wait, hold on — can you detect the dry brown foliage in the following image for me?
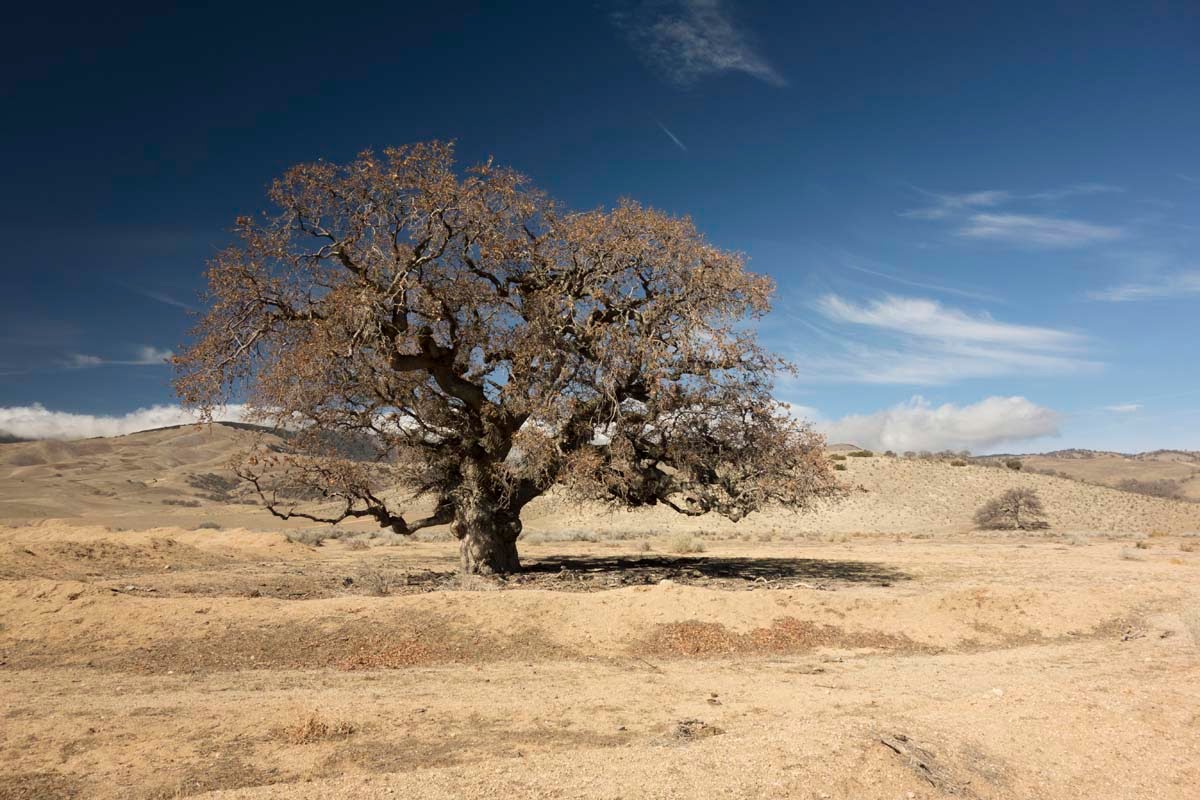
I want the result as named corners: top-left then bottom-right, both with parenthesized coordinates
top-left (175, 142), bottom-right (837, 573)
top-left (974, 487), bottom-right (1050, 530)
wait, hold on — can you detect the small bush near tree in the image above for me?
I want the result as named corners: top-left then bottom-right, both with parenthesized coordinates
top-left (1005, 459), bottom-right (1023, 471)
top-left (974, 488), bottom-right (1049, 530)
top-left (666, 533), bottom-right (706, 554)
top-left (950, 460), bottom-right (967, 467)
top-left (848, 450), bottom-right (874, 458)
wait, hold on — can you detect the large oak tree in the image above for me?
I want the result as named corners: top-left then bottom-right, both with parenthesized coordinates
top-left (175, 143), bottom-right (837, 574)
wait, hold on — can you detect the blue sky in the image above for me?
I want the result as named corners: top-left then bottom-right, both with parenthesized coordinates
top-left (1, 1), bottom-right (1197, 452)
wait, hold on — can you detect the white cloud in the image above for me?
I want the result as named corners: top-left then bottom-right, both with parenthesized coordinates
top-left (614, 0), bottom-right (785, 87)
top-left (66, 354), bottom-right (105, 368)
top-left (793, 294), bottom-right (1097, 385)
top-left (957, 213), bottom-right (1124, 247)
top-left (900, 190), bottom-right (1010, 220)
top-left (815, 396), bottom-right (1061, 453)
top-left (817, 295), bottom-right (1082, 349)
top-left (64, 346), bottom-right (174, 369)
top-left (0, 403), bottom-right (250, 440)
top-left (1104, 403), bottom-right (1142, 413)
top-left (899, 184), bottom-right (1121, 221)
top-left (1087, 271), bottom-right (1200, 302)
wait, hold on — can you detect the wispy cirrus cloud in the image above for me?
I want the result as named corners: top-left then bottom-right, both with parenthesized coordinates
top-left (900, 183), bottom-right (1121, 221)
top-left (958, 213), bottom-right (1124, 247)
top-left (796, 395), bottom-right (1062, 453)
top-left (817, 295), bottom-right (1081, 349)
top-left (1104, 403), bottom-right (1143, 413)
top-left (657, 121), bottom-right (688, 152)
top-left (0, 403), bottom-right (249, 440)
top-left (65, 346), bottom-right (174, 369)
top-left (1087, 270), bottom-right (1200, 302)
top-left (901, 184), bottom-right (1125, 248)
top-left (784, 294), bottom-right (1097, 385)
top-left (140, 289), bottom-right (197, 312)
top-left (899, 190), bottom-right (1011, 220)
top-left (613, 0), bottom-right (785, 87)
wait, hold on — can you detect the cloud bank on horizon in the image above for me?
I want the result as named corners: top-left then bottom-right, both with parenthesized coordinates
top-left (1, 397), bottom-right (1058, 456)
top-left (795, 396), bottom-right (1062, 454)
top-left (0, 404), bottom-right (251, 440)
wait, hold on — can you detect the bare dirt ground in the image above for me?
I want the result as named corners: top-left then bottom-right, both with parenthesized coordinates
top-left (2, 427), bottom-right (1199, 798)
top-left (2, 521), bottom-right (1199, 799)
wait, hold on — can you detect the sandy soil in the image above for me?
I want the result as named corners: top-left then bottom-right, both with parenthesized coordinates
top-left (2, 427), bottom-right (1199, 798)
top-left (2, 521), bottom-right (1198, 799)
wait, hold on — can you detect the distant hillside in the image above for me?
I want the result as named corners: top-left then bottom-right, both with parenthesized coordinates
top-left (4, 424), bottom-right (1199, 534)
top-left (976, 449), bottom-right (1200, 502)
top-left (0, 423), bottom-right (285, 524)
top-left (528, 453), bottom-right (1200, 535)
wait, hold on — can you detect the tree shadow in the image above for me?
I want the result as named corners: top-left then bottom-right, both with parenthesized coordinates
top-left (520, 554), bottom-right (908, 586)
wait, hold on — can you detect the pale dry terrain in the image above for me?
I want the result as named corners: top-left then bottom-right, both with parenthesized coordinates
top-left (1017, 450), bottom-right (1200, 502)
top-left (2, 426), bottom-right (1199, 799)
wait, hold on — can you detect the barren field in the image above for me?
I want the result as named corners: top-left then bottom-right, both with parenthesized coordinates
top-left (3, 427), bottom-right (1200, 798)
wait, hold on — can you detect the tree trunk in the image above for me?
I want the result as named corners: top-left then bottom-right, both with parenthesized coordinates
top-left (453, 463), bottom-right (523, 575)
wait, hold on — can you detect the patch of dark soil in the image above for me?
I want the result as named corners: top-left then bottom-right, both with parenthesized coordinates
top-left (0, 539), bottom-right (231, 581)
top-left (0, 772), bottom-right (84, 800)
top-left (639, 617), bottom-right (926, 658)
top-left (2, 614), bottom-right (570, 672)
top-left (672, 718), bottom-right (725, 741)
top-left (140, 755), bottom-right (283, 799)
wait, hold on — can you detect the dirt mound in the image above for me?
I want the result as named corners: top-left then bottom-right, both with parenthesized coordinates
top-left (0, 536), bottom-right (230, 580)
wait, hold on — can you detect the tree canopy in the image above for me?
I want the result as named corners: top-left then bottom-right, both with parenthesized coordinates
top-left (175, 142), bottom-right (837, 573)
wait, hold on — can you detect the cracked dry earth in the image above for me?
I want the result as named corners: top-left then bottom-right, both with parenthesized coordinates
top-left (2, 525), bottom-right (1199, 799)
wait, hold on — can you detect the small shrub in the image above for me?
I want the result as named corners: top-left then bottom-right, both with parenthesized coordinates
top-left (833, 463), bottom-right (847, 471)
top-left (1134, 539), bottom-right (1150, 550)
top-left (186, 472), bottom-right (241, 502)
top-left (1005, 459), bottom-right (1023, 471)
top-left (162, 498), bottom-right (202, 507)
top-left (1119, 548), bottom-right (1146, 561)
top-left (359, 568), bottom-right (398, 596)
top-left (950, 459), bottom-right (967, 467)
top-left (666, 533), bottom-right (705, 554)
top-left (883, 450), bottom-right (897, 457)
top-left (285, 527), bottom-right (350, 546)
top-left (344, 539), bottom-right (370, 551)
top-left (848, 450), bottom-right (874, 458)
top-left (635, 540), bottom-right (651, 553)
top-left (194, 521), bottom-right (222, 530)
top-left (829, 453), bottom-right (847, 461)
top-left (284, 712), bottom-right (356, 744)
top-left (1181, 542), bottom-right (1196, 553)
